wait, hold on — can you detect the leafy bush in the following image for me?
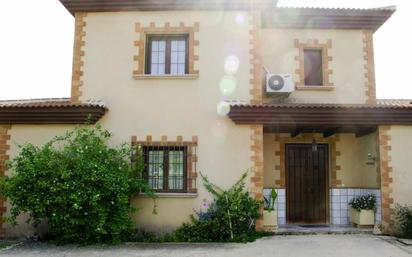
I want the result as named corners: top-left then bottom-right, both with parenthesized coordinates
top-left (349, 194), bottom-right (376, 211)
top-left (172, 172), bottom-right (262, 242)
top-left (0, 125), bottom-right (154, 244)
top-left (394, 204), bottom-right (412, 239)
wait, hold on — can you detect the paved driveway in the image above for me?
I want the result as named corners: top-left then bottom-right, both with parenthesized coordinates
top-left (1, 234), bottom-right (411, 257)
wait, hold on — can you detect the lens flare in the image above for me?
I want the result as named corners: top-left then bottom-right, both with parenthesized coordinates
top-left (216, 101), bottom-right (231, 116)
top-left (235, 13), bottom-right (246, 25)
top-left (224, 55), bottom-right (240, 75)
top-left (220, 75), bottom-right (237, 96)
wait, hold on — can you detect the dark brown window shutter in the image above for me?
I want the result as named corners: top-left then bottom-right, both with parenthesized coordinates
top-left (304, 49), bottom-right (323, 86)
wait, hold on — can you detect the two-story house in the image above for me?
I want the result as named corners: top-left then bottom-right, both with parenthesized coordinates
top-left (0, 0), bottom-right (411, 236)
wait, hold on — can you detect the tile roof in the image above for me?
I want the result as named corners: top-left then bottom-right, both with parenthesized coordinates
top-left (0, 98), bottom-right (107, 124)
top-left (263, 5), bottom-right (395, 31)
top-left (376, 99), bottom-right (412, 107)
top-left (276, 5), bottom-right (396, 12)
top-left (228, 99), bottom-right (412, 126)
top-left (59, 0), bottom-right (274, 14)
top-left (229, 99), bottom-right (412, 109)
top-left (0, 98), bottom-right (107, 109)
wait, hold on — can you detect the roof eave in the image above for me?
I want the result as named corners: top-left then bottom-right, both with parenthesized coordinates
top-left (0, 106), bottom-right (107, 125)
top-left (262, 7), bottom-right (396, 32)
top-left (59, 0), bottom-right (275, 16)
top-left (228, 104), bottom-right (412, 126)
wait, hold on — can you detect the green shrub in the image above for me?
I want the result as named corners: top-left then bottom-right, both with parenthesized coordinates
top-left (0, 125), bottom-right (154, 245)
top-left (349, 194), bottom-right (376, 211)
top-left (394, 204), bottom-right (412, 239)
top-left (172, 172), bottom-right (262, 242)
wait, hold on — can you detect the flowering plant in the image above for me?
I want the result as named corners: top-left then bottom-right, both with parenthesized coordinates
top-left (349, 194), bottom-right (376, 211)
top-left (194, 200), bottom-right (218, 221)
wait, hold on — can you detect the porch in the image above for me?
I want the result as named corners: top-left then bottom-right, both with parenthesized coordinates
top-left (262, 132), bottom-right (381, 226)
top-left (227, 100), bottom-right (412, 228)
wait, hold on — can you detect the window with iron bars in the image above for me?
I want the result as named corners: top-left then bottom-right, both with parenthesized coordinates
top-left (134, 144), bottom-right (197, 193)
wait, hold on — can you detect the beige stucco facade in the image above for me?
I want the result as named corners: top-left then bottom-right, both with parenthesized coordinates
top-left (79, 11), bottom-right (254, 231)
top-left (1, 7), bottom-right (410, 236)
top-left (3, 11), bottom-right (257, 236)
top-left (261, 28), bottom-right (367, 104)
top-left (388, 126), bottom-right (412, 206)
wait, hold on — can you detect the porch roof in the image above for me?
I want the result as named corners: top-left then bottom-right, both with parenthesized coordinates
top-left (227, 100), bottom-right (412, 136)
top-left (0, 98), bottom-right (107, 125)
top-left (262, 6), bottom-right (395, 32)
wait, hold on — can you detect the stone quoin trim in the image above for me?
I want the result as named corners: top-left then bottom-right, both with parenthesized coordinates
top-left (273, 134), bottom-right (282, 187)
top-left (133, 22), bottom-right (200, 77)
top-left (249, 12), bottom-right (263, 105)
top-left (0, 125), bottom-right (11, 234)
top-left (363, 30), bottom-right (377, 104)
top-left (250, 125), bottom-right (264, 230)
top-left (331, 135), bottom-right (342, 187)
top-left (71, 13), bottom-right (87, 103)
top-left (131, 135), bottom-right (198, 193)
top-left (294, 39), bottom-right (334, 89)
top-left (378, 126), bottom-right (394, 229)
top-left (249, 11), bottom-right (265, 230)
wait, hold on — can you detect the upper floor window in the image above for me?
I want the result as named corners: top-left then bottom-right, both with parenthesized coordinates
top-left (294, 39), bottom-right (333, 90)
top-left (304, 49), bottom-right (323, 86)
top-left (145, 35), bottom-right (188, 75)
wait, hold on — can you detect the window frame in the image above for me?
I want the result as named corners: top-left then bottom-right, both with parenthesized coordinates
top-left (145, 34), bottom-right (189, 76)
top-left (143, 145), bottom-right (188, 193)
top-left (303, 48), bottom-right (324, 86)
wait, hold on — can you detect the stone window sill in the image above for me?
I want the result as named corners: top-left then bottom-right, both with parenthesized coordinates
top-left (133, 74), bottom-right (199, 80)
top-left (138, 192), bottom-right (198, 198)
top-left (296, 85), bottom-right (335, 91)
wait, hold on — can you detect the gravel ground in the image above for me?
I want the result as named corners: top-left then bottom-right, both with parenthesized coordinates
top-left (1, 234), bottom-right (411, 257)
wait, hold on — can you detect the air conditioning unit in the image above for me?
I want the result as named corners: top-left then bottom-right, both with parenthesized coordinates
top-left (266, 74), bottom-right (294, 94)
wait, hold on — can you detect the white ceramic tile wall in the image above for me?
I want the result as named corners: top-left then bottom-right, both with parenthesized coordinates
top-left (263, 188), bottom-right (286, 225)
top-left (264, 188), bottom-right (381, 226)
top-left (330, 188), bottom-right (381, 225)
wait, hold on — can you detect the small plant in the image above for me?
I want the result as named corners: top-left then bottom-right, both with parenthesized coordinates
top-left (171, 172), bottom-right (262, 242)
top-left (264, 188), bottom-right (277, 212)
top-left (394, 204), bottom-right (412, 239)
top-left (193, 200), bottom-right (217, 221)
top-left (349, 194), bottom-right (376, 211)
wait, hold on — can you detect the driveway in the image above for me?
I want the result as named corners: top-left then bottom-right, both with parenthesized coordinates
top-left (1, 234), bottom-right (411, 257)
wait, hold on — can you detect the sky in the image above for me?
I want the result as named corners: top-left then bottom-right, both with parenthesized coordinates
top-left (0, 0), bottom-right (410, 100)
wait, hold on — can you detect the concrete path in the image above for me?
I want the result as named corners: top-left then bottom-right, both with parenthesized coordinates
top-left (1, 234), bottom-right (411, 257)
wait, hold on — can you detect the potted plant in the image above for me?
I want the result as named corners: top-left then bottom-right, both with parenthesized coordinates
top-left (263, 188), bottom-right (278, 231)
top-left (349, 194), bottom-right (376, 227)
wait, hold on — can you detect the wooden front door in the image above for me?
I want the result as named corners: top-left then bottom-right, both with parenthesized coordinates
top-left (285, 144), bottom-right (329, 224)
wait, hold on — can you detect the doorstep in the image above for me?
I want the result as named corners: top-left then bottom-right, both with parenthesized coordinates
top-left (397, 238), bottom-right (412, 246)
top-left (274, 224), bottom-right (373, 235)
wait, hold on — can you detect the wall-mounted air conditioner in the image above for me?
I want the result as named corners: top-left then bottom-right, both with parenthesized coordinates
top-left (266, 74), bottom-right (294, 94)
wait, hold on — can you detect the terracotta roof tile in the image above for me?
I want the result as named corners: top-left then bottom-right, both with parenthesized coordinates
top-left (229, 99), bottom-right (412, 109)
top-left (0, 98), bottom-right (107, 109)
top-left (276, 5), bottom-right (396, 12)
top-left (376, 99), bottom-right (412, 107)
